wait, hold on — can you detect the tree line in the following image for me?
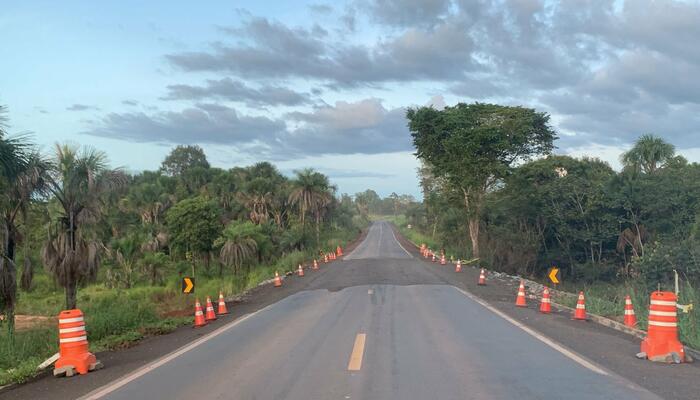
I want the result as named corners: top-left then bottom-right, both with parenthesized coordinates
top-left (407, 103), bottom-right (700, 289)
top-left (0, 106), bottom-right (367, 335)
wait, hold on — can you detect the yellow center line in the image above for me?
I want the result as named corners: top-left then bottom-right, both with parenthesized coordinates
top-left (347, 333), bottom-right (366, 371)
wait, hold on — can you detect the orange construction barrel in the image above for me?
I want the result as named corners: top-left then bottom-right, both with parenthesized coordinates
top-left (639, 291), bottom-right (685, 363)
top-left (54, 309), bottom-right (102, 376)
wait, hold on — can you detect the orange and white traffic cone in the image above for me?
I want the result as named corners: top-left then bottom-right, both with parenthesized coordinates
top-left (324, 254), bottom-right (329, 263)
top-left (297, 264), bottom-right (304, 277)
top-left (205, 296), bottom-right (217, 321)
top-left (455, 260), bottom-right (462, 272)
top-left (539, 287), bottom-right (552, 314)
top-left (217, 291), bottom-right (228, 315)
top-left (573, 292), bottom-right (587, 320)
top-left (336, 245), bottom-right (343, 257)
top-left (193, 299), bottom-right (207, 328)
top-left (440, 255), bottom-right (446, 265)
top-left (623, 295), bottom-right (636, 327)
top-left (312, 259), bottom-right (319, 270)
top-left (274, 271), bottom-right (282, 287)
top-left (639, 291), bottom-right (686, 363)
top-left (515, 281), bottom-right (527, 307)
top-left (54, 309), bottom-right (101, 377)
top-left (432, 253), bottom-right (437, 262)
top-left (478, 269), bottom-right (486, 286)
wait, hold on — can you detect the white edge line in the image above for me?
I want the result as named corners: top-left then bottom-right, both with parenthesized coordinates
top-left (389, 225), bottom-right (413, 258)
top-left (454, 287), bottom-right (609, 376)
top-left (79, 306), bottom-right (270, 400)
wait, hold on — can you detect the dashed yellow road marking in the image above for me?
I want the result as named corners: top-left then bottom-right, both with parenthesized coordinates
top-left (347, 333), bottom-right (366, 371)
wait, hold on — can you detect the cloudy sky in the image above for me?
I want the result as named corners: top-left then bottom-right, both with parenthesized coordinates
top-left (3, 0), bottom-right (700, 197)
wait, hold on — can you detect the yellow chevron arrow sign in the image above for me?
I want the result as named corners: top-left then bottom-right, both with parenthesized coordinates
top-left (548, 267), bottom-right (560, 284)
top-left (182, 277), bottom-right (195, 294)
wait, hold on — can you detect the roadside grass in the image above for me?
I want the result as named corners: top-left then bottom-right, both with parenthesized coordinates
top-left (536, 278), bottom-right (700, 351)
top-left (1, 228), bottom-right (364, 387)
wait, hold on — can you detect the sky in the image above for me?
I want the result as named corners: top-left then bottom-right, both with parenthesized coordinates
top-left (3, 0), bottom-right (700, 198)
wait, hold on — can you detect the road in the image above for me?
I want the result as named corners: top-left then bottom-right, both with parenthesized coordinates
top-left (75, 221), bottom-right (659, 400)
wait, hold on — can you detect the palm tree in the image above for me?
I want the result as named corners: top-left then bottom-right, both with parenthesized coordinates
top-left (42, 144), bottom-right (126, 309)
top-left (0, 106), bottom-right (43, 335)
top-left (216, 221), bottom-right (259, 276)
top-left (621, 134), bottom-right (675, 174)
top-left (288, 169), bottom-right (333, 247)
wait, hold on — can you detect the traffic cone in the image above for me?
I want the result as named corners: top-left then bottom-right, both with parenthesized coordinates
top-left (478, 269), bottom-right (486, 286)
top-left (312, 259), bottom-right (319, 270)
top-left (573, 292), bottom-right (587, 320)
top-left (455, 260), bottom-right (462, 272)
top-left (54, 309), bottom-right (101, 377)
top-left (623, 295), bottom-right (636, 327)
top-left (515, 281), bottom-right (527, 307)
top-left (205, 296), bottom-right (217, 321)
top-left (440, 255), bottom-right (446, 265)
top-left (432, 253), bottom-right (437, 262)
top-left (336, 245), bottom-right (343, 256)
top-left (217, 291), bottom-right (228, 315)
top-left (194, 299), bottom-right (207, 327)
top-left (297, 264), bottom-right (304, 277)
top-left (324, 254), bottom-right (329, 263)
top-left (539, 287), bottom-right (551, 314)
top-left (639, 291), bottom-right (686, 363)
top-left (331, 252), bottom-right (336, 260)
top-left (274, 271), bottom-right (282, 287)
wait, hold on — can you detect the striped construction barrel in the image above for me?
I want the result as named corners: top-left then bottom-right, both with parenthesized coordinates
top-left (640, 291), bottom-right (685, 363)
top-left (54, 309), bottom-right (99, 376)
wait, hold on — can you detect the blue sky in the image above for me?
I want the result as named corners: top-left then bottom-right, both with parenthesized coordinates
top-left (3, 0), bottom-right (700, 198)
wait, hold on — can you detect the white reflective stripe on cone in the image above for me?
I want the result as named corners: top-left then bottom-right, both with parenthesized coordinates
top-left (541, 299), bottom-right (551, 303)
top-left (195, 311), bottom-right (204, 316)
top-left (59, 335), bottom-right (88, 343)
top-left (576, 304), bottom-right (585, 309)
top-left (648, 320), bottom-right (677, 327)
top-left (649, 310), bottom-right (677, 317)
top-left (650, 300), bottom-right (676, 306)
top-left (59, 316), bottom-right (84, 324)
top-left (59, 326), bottom-right (86, 334)
top-left (624, 310), bottom-right (635, 315)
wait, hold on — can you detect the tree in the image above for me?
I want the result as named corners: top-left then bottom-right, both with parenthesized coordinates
top-left (407, 103), bottom-right (556, 259)
top-left (215, 221), bottom-right (264, 275)
top-left (0, 106), bottom-right (38, 335)
top-left (138, 251), bottom-right (169, 286)
top-left (165, 196), bottom-right (221, 271)
top-left (621, 134), bottom-right (675, 174)
top-left (160, 145), bottom-right (210, 177)
top-left (42, 144), bottom-right (126, 309)
top-left (289, 169), bottom-right (333, 247)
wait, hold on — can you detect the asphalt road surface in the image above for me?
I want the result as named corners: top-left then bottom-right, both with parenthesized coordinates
top-left (76, 221), bottom-right (661, 400)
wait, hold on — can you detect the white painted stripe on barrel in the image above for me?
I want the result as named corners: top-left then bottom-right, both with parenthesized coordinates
top-left (59, 316), bottom-right (84, 324)
top-left (648, 320), bottom-right (677, 327)
top-left (650, 300), bottom-right (676, 306)
top-left (60, 335), bottom-right (87, 343)
top-left (59, 326), bottom-right (85, 334)
top-left (649, 310), bottom-right (677, 317)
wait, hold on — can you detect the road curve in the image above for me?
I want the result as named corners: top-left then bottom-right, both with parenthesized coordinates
top-left (79, 221), bottom-right (659, 400)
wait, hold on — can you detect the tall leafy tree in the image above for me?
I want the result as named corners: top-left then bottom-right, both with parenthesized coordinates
top-left (408, 103), bottom-right (556, 259)
top-left (165, 196), bottom-right (222, 271)
top-left (160, 145), bottom-right (210, 176)
top-left (215, 221), bottom-right (265, 276)
top-left (42, 144), bottom-right (126, 309)
top-left (621, 134), bottom-right (675, 174)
